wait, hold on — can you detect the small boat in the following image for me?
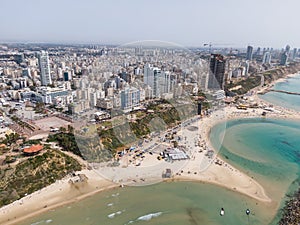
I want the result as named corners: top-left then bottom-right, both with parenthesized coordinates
top-left (220, 208), bottom-right (225, 216)
top-left (246, 209), bottom-right (250, 215)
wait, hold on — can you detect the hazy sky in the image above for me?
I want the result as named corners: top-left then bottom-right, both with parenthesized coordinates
top-left (1, 0), bottom-right (299, 48)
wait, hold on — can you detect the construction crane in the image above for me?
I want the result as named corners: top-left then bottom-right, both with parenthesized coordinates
top-left (204, 42), bottom-right (235, 54)
top-left (203, 42), bottom-right (212, 53)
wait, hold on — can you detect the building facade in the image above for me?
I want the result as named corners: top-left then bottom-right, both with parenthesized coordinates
top-left (207, 54), bottom-right (226, 90)
top-left (38, 51), bottom-right (52, 86)
top-left (120, 87), bottom-right (140, 111)
top-left (246, 46), bottom-right (253, 60)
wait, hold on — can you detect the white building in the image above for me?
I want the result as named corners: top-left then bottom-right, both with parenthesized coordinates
top-left (262, 52), bottom-right (272, 64)
top-left (120, 87), bottom-right (140, 111)
top-left (158, 71), bottom-right (172, 95)
top-left (143, 63), bottom-right (161, 98)
top-left (38, 51), bottom-right (52, 86)
top-left (143, 64), bottom-right (173, 98)
top-left (36, 87), bottom-right (72, 105)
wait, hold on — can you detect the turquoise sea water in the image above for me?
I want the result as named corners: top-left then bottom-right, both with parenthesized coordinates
top-left (260, 73), bottom-right (300, 111)
top-left (210, 118), bottom-right (300, 224)
top-left (18, 181), bottom-right (272, 225)
top-left (18, 118), bottom-right (300, 225)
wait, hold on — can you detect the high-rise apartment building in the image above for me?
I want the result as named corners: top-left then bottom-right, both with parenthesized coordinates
top-left (207, 54), bottom-right (226, 90)
top-left (292, 48), bottom-right (297, 60)
top-left (262, 52), bottom-right (272, 64)
top-left (38, 51), bottom-right (52, 86)
top-left (285, 45), bottom-right (291, 54)
top-left (255, 47), bottom-right (261, 56)
top-left (143, 64), bottom-right (174, 98)
top-left (280, 52), bottom-right (288, 66)
top-left (246, 46), bottom-right (253, 60)
top-left (120, 87), bottom-right (140, 111)
top-left (144, 63), bottom-right (160, 97)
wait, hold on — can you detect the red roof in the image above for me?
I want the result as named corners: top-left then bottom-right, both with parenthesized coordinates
top-left (23, 144), bottom-right (43, 154)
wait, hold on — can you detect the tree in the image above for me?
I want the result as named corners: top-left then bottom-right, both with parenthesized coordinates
top-left (59, 127), bottom-right (67, 133)
top-left (173, 140), bottom-right (178, 148)
top-left (2, 133), bottom-right (20, 145)
top-left (67, 125), bottom-right (74, 134)
top-left (34, 102), bottom-right (45, 113)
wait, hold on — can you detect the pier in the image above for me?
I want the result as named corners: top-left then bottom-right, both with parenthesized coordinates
top-left (269, 89), bottom-right (300, 96)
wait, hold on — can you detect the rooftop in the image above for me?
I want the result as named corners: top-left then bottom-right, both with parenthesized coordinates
top-left (23, 144), bottom-right (43, 154)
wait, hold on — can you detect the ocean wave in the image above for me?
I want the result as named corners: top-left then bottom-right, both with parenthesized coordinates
top-left (108, 209), bottom-right (125, 219)
top-left (124, 212), bottom-right (163, 224)
top-left (31, 221), bottom-right (44, 225)
top-left (137, 212), bottom-right (163, 221)
top-left (31, 219), bottom-right (52, 225)
top-left (108, 213), bottom-right (116, 219)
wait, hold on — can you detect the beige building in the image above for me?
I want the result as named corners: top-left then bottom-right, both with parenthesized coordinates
top-left (96, 98), bottom-right (113, 110)
top-left (68, 100), bottom-right (90, 114)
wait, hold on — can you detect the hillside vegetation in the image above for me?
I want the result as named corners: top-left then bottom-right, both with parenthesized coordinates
top-left (0, 150), bottom-right (81, 207)
top-left (98, 101), bottom-right (196, 152)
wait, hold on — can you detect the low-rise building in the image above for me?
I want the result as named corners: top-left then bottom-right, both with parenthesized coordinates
top-left (96, 98), bottom-right (113, 110)
top-left (68, 100), bottom-right (90, 114)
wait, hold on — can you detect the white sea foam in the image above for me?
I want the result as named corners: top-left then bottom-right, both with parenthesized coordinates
top-left (31, 220), bottom-right (45, 225)
top-left (31, 222), bottom-right (41, 225)
top-left (31, 219), bottom-right (53, 225)
top-left (108, 213), bottom-right (116, 218)
top-left (111, 193), bottom-right (120, 197)
top-left (137, 212), bottom-right (162, 221)
top-left (108, 209), bottom-right (125, 219)
top-left (124, 212), bottom-right (163, 224)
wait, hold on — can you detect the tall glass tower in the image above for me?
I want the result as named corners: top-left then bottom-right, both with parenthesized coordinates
top-left (207, 54), bottom-right (226, 90)
top-left (246, 45), bottom-right (253, 60)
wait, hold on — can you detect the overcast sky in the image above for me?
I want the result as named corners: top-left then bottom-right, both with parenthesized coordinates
top-left (0, 0), bottom-right (299, 48)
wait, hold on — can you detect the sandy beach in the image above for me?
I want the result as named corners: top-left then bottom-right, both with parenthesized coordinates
top-left (1, 72), bottom-right (300, 225)
top-left (0, 170), bottom-right (118, 225)
top-left (0, 107), bottom-right (276, 225)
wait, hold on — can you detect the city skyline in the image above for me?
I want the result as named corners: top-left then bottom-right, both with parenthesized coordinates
top-left (0, 2), bottom-right (300, 222)
top-left (1, 0), bottom-right (300, 48)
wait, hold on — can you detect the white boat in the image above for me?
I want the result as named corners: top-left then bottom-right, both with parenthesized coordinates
top-left (220, 208), bottom-right (225, 216)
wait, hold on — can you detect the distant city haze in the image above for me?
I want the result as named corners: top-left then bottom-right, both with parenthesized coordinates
top-left (1, 0), bottom-right (299, 48)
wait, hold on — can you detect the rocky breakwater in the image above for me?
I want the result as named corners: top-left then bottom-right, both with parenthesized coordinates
top-left (279, 188), bottom-right (300, 225)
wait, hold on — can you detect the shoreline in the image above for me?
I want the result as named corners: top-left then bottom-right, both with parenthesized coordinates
top-left (0, 170), bottom-right (119, 225)
top-left (1, 72), bottom-right (299, 225)
top-left (258, 71), bottom-right (299, 94)
top-left (0, 109), bottom-right (273, 225)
